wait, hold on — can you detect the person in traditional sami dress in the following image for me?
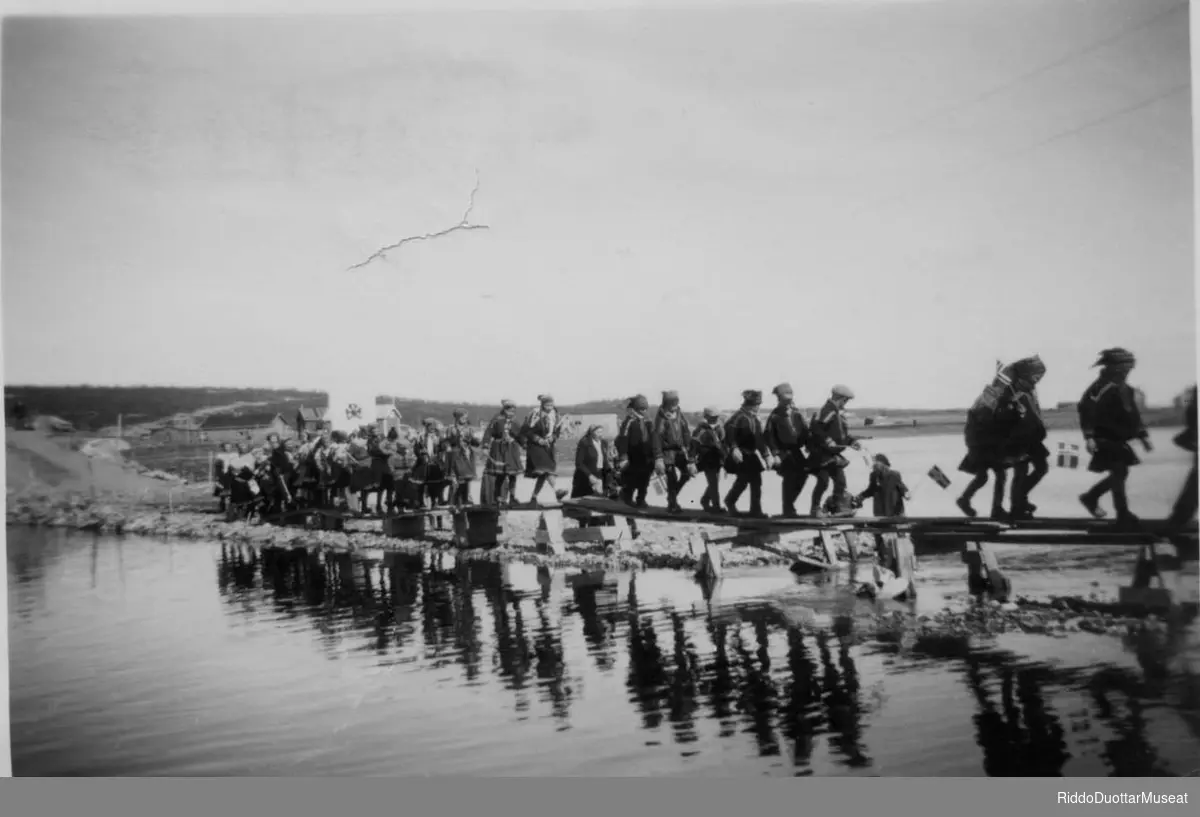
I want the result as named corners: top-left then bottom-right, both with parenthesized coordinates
top-left (652, 390), bottom-right (698, 514)
top-left (691, 407), bottom-right (726, 514)
top-left (386, 425), bottom-right (419, 511)
top-left (1078, 347), bottom-right (1151, 528)
top-left (482, 399), bottom-right (525, 507)
top-left (443, 408), bottom-right (483, 507)
top-left (724, 389), bottom-right (775, 518)
top-left (521, 394), bottom-right (565, 505)
top-left (763, 382), bottom-right (810, 518)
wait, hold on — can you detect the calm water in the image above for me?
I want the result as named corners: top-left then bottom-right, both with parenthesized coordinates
top-left (8, 528), bottom-right (1200, 777)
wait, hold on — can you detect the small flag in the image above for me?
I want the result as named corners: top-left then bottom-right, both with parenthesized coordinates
top-left (1056, 442), bottom-right (1080, 469)
top-left (927, 465), bottom-right (951, 489)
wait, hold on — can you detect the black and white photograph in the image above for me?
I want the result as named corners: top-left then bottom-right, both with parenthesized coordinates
top-left (2, 0), bottom-right (1198, 778)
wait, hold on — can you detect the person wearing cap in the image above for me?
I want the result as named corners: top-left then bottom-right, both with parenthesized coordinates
top-left (764, 382), bottom-right (811, 518)
top-left (412, 418), bottom-right (447, 509)
top-left (723, 389), bottom-right (775, 518)
top-left (1006, 356), bottom-right (1050, 519)
top-left (572, 424), bottom-right (610, 498)
top-left (692, 407), bottom-right (726, 513)
top-left (443, 408), bottom-right (483, 508)
top-left (807, 384), bottom-right (862, 518)
top-left (482, 399), bottom-right (525, 507)
top-left (1168, 385), bottom-right (1197, 531)
top-left (652, 390), bottom-right (698, 513)
top-left (856, 453), bottom-right (910, 518)
top-left (1078, 348), bottom-right (1151, 526)
top-left (616, 395), bottom-right (655, 507)
top-left (520, 394), bottom-right (566, 505)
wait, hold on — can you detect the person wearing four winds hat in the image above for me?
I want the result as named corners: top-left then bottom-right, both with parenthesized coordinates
top-left (1077, 347), bottom-right (1151, 529)
top-left (807, 384), bottom-right (862, 518)
top-left (764, 382), bottom-right (811, 518)
top-left (652, 390), bottom-right (698, 514)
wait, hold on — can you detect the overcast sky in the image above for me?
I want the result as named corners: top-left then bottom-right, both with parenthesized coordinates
top-left (1, 0), bottom-right (1194, 410)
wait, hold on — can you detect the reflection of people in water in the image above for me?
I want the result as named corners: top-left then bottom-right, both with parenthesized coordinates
top-left (625, 574), bottom-right (670, 731)
top-left (534, 600), bottom-right (572, 724)
top-left (731, 619), bottom-right (782, 757)
top-left (667, 611), bottom-right (702, 744)
top-left (814, 631), bottom-right (870, 768)
top-left (1089, 669), bottom-right (1172, 776)
top-left (485, 579), bottom-right (534, 713)
top-left (572, 583), bottom-right (618, 672)
top-left (452, 569), bottom-right (484, 684)
top-left (388, 554), bottom-right (422, 651)
top-left (963, 658), bottom-right (1070, 776)
top-left (780, 629), bottom-right (822, 772)
top-left (704, 618), bottom-right (739, 739)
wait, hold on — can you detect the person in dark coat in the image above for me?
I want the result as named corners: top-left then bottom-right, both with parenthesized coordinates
top-left (1006, 356), bottom-right (1049, 519)
top-left (602, 439), bottom-right (623, 500)
top-left (724, 390), bottom-right (775, 518)
top-left (1168, 385), bottom-right (1197, 530)
top-left (856, 454), bottom-right (910, 518)
top-left (616, 394), bottom-right (655, 508)
top-left (692, 407), bottom-right (726, 513)
top-left (807, 384), bottom-right (862, 518)
top-left (443, 409), bottom-right (482, 508)
top-left (521, 394), bottom-right (566, 505)
top-left (956, 363), bottom-right (1022, 520)
top-left (653, 390), bottom-right (698, 513)
top-left (764, 382), bottom-right (810, 518)
top-left (213, 442), bottom-right (234, 511)
top-left (572, 424), bottom-right (609, 498)
top-left (1078, 348), bottom-right (1152, 526)
top-left (481, 399), bottom-right (524, 507)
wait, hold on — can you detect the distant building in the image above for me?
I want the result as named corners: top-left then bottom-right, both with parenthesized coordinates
top-left (375, 402), bottom-right (403, 436)
top-left (295, 406), bottom-right (328, 435)
top-left (204, 412), bottom-right (293, 444)
top-left (1056, 401), bottom-right (1078, 411)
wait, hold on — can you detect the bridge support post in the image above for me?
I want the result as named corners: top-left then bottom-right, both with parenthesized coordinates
top-left (962, 541), bottom-right (1011, 602)
top-left (697, 533), bottom-right (724, 582)
top-left (875, 532), bottom-right (917, 599)
top-left (1117, 540), bottom-right (1183, 612)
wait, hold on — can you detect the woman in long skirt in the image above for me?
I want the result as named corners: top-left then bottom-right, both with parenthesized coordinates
top-left (443, 408), bottom-right (482, 507)
top-left (571, 424), bottom-right (608, 498)
top-left (480, 400), bottom-right (524, 506)
top-left (386, 426), bottom-right (419, 511)
top-left (521, 394), bottom-right (565, 505)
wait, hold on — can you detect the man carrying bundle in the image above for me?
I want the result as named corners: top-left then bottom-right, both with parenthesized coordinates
top-left (616, 394), bottom-right (655, 508)
top-left (724, 389), bottom-right (775, 518)
top-left (692, 407), bottom-right (726, 513)
top-left (1078, 347), bottom-right (1152, 528)
top-left (807, 385), bottom-right (862, 518)
top-left (653, 390), bottom-right (698, 514)
top-left (764, 382), bottom-right (810, 518)
top-left (1006, 356), bottom-right (1050, 519)
top-left (956, 364), bottom-right (1021, 520)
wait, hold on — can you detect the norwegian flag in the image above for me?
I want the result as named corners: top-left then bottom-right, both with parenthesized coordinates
top-left (927, 465), bottom-right (952, 489)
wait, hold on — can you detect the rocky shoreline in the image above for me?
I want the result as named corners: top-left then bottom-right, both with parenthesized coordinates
top-left (8, 490), bottom-right (1193, 651)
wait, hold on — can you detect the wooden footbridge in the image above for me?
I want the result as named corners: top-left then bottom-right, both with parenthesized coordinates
top-left (257, 495), bottom-right (1199, 617)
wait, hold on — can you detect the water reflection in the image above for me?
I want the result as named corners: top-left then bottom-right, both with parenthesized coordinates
top-left (204, 544), bottom-right (1200, 775)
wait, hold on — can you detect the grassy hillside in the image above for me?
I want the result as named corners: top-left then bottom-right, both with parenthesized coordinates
top-left (3, 385), bottom-right (1185, 437)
